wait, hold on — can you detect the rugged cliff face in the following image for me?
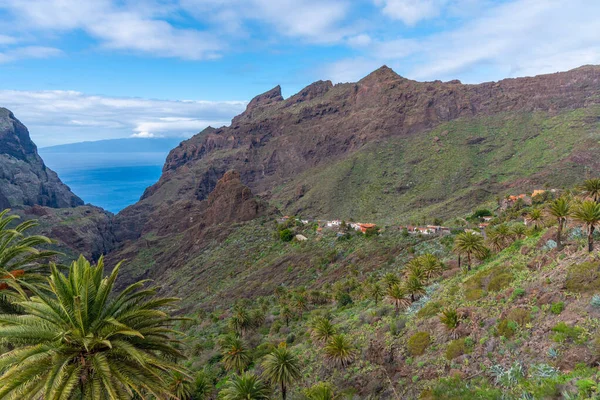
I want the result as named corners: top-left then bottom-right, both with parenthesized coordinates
top-left (0, 108), bottom-right (83, 209)
top-left (114, 65), bottom-right (600, 241)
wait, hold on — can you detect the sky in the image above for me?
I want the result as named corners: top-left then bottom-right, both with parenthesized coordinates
top-left (1, 0), bottom-right (599, 146)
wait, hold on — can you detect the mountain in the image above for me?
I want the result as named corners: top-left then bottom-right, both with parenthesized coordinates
top-left (39, 137), bottom-right (184, 154)
top-left (113, 65), bottom-right (600, 243)
top-left (0, 108), bottom-right (84, 209)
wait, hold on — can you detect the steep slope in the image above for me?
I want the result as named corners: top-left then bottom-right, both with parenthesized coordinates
top-left (0, 108), bottom-right (84, 208)
top-left (114, 65), bottom-right (600, 241)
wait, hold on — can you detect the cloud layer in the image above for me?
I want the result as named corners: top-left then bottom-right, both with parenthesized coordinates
top-left (0, 90), bottom-right (246, 146)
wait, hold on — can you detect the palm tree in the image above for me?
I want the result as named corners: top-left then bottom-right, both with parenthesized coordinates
top-left (383, 272), bottom-right (400, 289)
top-left (0, 255), bottom-right (187, 399)
top-left (572, 200), bottom-right (600, 252)
top-left (169, 371), bottom-right (193, 400)
top-left (526, 208), bottom-right (544, 231)
top-left (368, 282), bottom-right (384, 305)
top-left (418, 254), bottom-right (443, 279)
top-left (405, 275), bottom-right (426, 302)
top-left (304, 382), bottom-right (336, 400)
top-left (580, 178), bottom-right (600, 203)
top-left (440, 308), bottom-right (461, 339)
top-left (547, 197), bottom-right (571, 250)
top-left (310, 317), bottom-right (337, 343)
top-left (221, 372), bottom-right (270, 400)
top-left (261, 346), bottom-right (301, 400)
top-left (510, 223), bottom-right (527, 240)
top-left (291, 294), bottom-right (308, 319)
top-left (486, 224), bottom-right (513, 252)
top-left (0, 210), bottom-right (58, 311)
top-left (453, 231), bottom-right (487, 271)
top-left (220, 335), bottom-right (251, 374)
top-left (229, 306), bottom-right (252, 337)
top-left (280, 305), bottom-right (293, 327)
top-left (386, 284), bottom-right (410, 314)
top-left (404, 259), bottom-right (426, 281)
top-left (323, 334), bottom-right (356, 368)
top-left (192, 371), bottom-right (214, 400)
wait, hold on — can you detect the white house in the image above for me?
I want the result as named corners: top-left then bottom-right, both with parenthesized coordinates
top-left (326, 220), bottom-right (342, 228)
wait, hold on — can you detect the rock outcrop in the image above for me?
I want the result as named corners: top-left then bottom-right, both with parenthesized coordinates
top-left (0, 108), bottom-right (83, 208)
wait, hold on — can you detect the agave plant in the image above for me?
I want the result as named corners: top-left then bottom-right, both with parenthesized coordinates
top-left (0, 255), bottom-right (187, 399)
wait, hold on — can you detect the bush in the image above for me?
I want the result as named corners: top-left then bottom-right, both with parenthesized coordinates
top-left (590, 295), bottom-right (600, 308)
top-left (496, 319), bottom-right (517, 338)
top-left (551, 322), bottom-right (586, 344)
top-left (488, 273), bottom-right (513, 292)
top-left (407, 332), bottom-right (431, 356)
top-left (506, 308), bottom-right (530, 326)
top-left (279, 229), bottom-right (294, 242)
top-left (472, 209), bottom-right (493, 219)
top-left (335, 291), bottom-right (353, 307)
top-left (445, 339), bottom-right (466, 360)
top-left (550, 302), bottom-right (565, 315)
top-left (465, 288), bottom-right (484, 301)
top-left (565, 262), bottom-right (600, 293)
top-left (426, 377), bottom-right (502, 399)
top-left (417, 301), bottom-right (442, 318)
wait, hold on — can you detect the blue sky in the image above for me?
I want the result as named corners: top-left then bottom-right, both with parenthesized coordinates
top-left (0, 0), bottom-right (598, 146)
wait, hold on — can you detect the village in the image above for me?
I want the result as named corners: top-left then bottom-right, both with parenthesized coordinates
top-left (277, 188), bottom-right (559, 241)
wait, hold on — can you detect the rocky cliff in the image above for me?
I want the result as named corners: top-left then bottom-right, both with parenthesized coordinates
top-left (0, 108), bottom-right (83, 209)
top-left (114, 65), bottom-right (600, 241)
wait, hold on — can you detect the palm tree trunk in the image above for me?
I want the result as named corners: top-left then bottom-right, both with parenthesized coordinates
top-left (281, 382), bottom-right (286, 400)
top-left (467, 253), bottom-right (472, 271)
top-left (411, 293), bottom-right (415, 302)
top-left (588, 226), bottom-right (595, 253)
top-left (394, 301), bottom-right (399, 315)
top-left (457, 254), bottom-right (461, 268)
top-left (556, 220), bottom-right (563, 251)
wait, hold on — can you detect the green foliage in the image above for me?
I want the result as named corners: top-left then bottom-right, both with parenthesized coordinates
top-left (565, 261), bottom-right (600, 292)
top-left (417, 301), bottom-right (442, 318)
top-left (439, 308), bottom-right (460, 330)
top-left (221, 372), bottom-right (271, 400)
top-left (472, 209), bottom-right (493, 219)
top-left (279, 229), bottom-right (294, 242)
top-left (551, 322), bottom-right (586, 344)
top-left (550, 301), bottom-right (565, 315)
top-left (487, 272), bottom-right (513, 292)
top-left (445, 339), bottom-right (466, 360)
top-left (310, 317), bottom-right (337, 343)
top-left (407, 332), bottom-right (431, 356)
top-left (220, 335), bottom-right (252, 373)
top-left (465, 288), bottom-right (484, 301)
top-left (304, 382), bottom-right (336, 400)
top-left (0, 255), bottom-right (187, 399)
top-left (496, 319), bottom-right (517, 338)
top-left (323, 334), bottom-right (356, 368)
top-left (506, 308), bottom-right (530, 326)
top-left (425, 377), bottom-right (502, 399)
top-left (334, 291), bottom-right (353, 307)
top-left (261, 346), bottom-right (301, 399)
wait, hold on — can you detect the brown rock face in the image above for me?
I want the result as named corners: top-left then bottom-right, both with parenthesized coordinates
top-left (0, 108), bottom-right (83, 209)
top-left (114, 65), bottom-right (600, 242)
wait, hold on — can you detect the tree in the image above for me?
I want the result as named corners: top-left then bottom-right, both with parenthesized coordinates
top-left (0, 209), bottom-right (58, 312)
top-left (221, 372), bottom-right (270, 400)
top-left (387, 284), bottom-right (410, 314)
top-left (310, 317), bottom-right (337, 343)
top-left (323, 334), bottom-right (356, 368)
top-left (383, 273), bottom-right (400, 289)
top-left (418, 254), bottom-right (443, 280)
top-left (453, 232), bottom-right (487, 271)
top-left (526, 208), bottom-right (544, 231)
top-left (280, 305), bottom-right (293, 327)
top-left (404, 259), bottom-right (426, 281)
top-left (580, 178), bottom-right (600, 203)
top-left (510, 223), bottom-right (527, 240)
top-left (547, 197), bottom-right (571, 250)
top-left (486, 224), bottom-right (513, 252)
top-left (169, 371), bottom-right (194, 400)
top-left (291, 294), bottom-right (308, 319)
top-left (405, 275), bottom-right (426, 302)
top-left (220, 335), bottom-right (251, 374)
top-left (0, 255), bottom-right (187, 399)
top-left (261, 346), bottom-right (301, 400)
top-left (229, 306), bottom-right (252, 337)
top-left (368, 282), bottom-right (384, 305)
top-left (572, 200), bottom-right (600, 252)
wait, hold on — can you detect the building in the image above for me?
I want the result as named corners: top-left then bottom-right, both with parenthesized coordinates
top-left (326, 220), bottom-right (342, 228)
top-left (358, 223), bottom-right (377, 233)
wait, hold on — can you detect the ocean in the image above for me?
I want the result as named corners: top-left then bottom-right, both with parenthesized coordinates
top-left (39, 151), bottom-right (167, 214)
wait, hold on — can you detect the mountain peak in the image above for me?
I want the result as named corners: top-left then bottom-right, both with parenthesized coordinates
top-left (232, 85), bottom-right (283, 125)
top-left (359, 65), bottom-right (403, 84)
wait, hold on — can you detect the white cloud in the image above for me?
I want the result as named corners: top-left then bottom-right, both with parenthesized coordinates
top-left (0, 46), bottom-right (62, 63)
top-left (374, 0), bottom-right (444, 25)
top-left (326, 0), bottom-right (600, 83)
top-left (0, 90), bottom-right (246, 146)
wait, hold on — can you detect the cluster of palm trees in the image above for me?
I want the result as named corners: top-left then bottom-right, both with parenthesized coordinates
top-left (368, 253), bottom-right (443, 315)
top-left (0, 210), bottom-right (188, 399)
top-left (309, 316), bottom-right (356, 368)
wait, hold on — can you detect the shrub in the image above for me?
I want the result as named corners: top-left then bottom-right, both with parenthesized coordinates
top-left (335, 291), bottom-right (353, 307)
top-left (496, 319), bottom-right (517, 338)
top-left (279, 229), bottom-right (294, 242)
top-left (551, 322), bottom-right (586, 344)
top-left (407, 332), bottom-right (431, 356)
top-left (488, 273), bottom-right (513, 292)
top-left (417, 301), bottom-right (442, 319)
top-left (506, 308), bottom-right (530, 326)
top-left (427, 377), bottom-right (502, 399)
top-left (512, 288), bottom-right (526, 298)
top-left (472, 209), bottom-right (493, 219)
top-left (550, 302), bottom-right (565, 315)
top-left (465, 288), bottom-right (484, 301)
top-left (445, 339), bottom-right (466, 360)
top-left (590, 294), bottom-right (600, 308)
top-left (440, 309), bottom-right (460, 330)
top-left (565, 262), bottom-right (600, 293)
